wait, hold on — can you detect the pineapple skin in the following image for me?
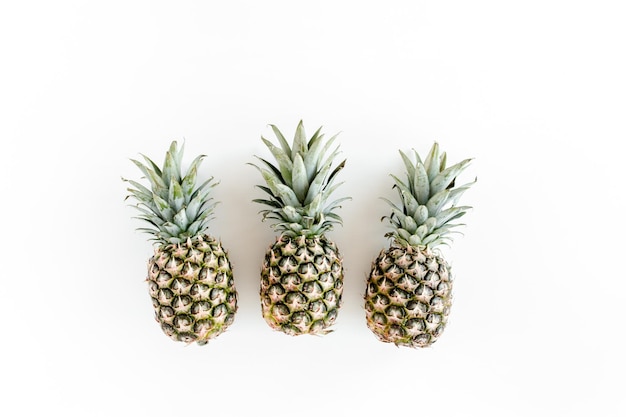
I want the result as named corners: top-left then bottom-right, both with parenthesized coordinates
top-left (261, 235), bottom-right (344, 335)
top-left (364, 244), bottom-right (452, 348)
top-left (147, 235), bottom-right (238, 345)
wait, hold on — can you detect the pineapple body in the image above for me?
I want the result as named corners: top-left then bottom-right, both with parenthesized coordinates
top-left (365, 245), bottom-right (451, 348)
top-left (148, 235), bottom-right (237, 345)
top-left (261, 235), bottom-right (343, 335)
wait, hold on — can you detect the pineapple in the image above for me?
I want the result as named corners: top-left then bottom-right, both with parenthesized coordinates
top-left (250, 121), bottom-right (350, 335)
top-left (124, 141), bottom-right (237, 345)
top-left (364, 142), bottom-right (475, 348)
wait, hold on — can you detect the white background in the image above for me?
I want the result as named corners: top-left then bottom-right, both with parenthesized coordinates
top-left (1, 1), bottom-right (625, 416)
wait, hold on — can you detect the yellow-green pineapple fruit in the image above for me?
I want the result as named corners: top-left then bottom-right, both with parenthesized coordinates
top-left (124, 141), bottom-right (237, 345)
top-left (251, 121), bottom-right (350, 335)
top-left (365, 142), bottom-right (474, 348)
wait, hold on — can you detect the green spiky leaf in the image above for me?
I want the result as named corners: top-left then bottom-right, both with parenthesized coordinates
top-left (261, 139), bottom-right (293, 186)
top-left (292, 153), bottom-right (309, 202)
top-left (413, 161), bottom-right (430, 205)
top-left (252, 122), bottom-right (349, 237)
top-left (125, 141), bottom-right (220, 244)
top-left (382, 143), bottom-right (475, 249)
top-left (430, 158), bottom-right (472, 196)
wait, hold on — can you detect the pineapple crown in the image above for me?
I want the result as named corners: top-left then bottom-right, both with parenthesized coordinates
top-left (123, 141), bottom-right (218, 245)
top-left (383, 142), bottom-right (475, 249)
top-left (250, 120), bottom-right (350, 238)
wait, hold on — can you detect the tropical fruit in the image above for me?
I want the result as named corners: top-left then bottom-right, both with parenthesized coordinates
top-left (124, 141), bottom-right (237, 344)
top-left (250, 121), bottom-right (349, 335)
top-left (364, 142), bottom-right (474, 347)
